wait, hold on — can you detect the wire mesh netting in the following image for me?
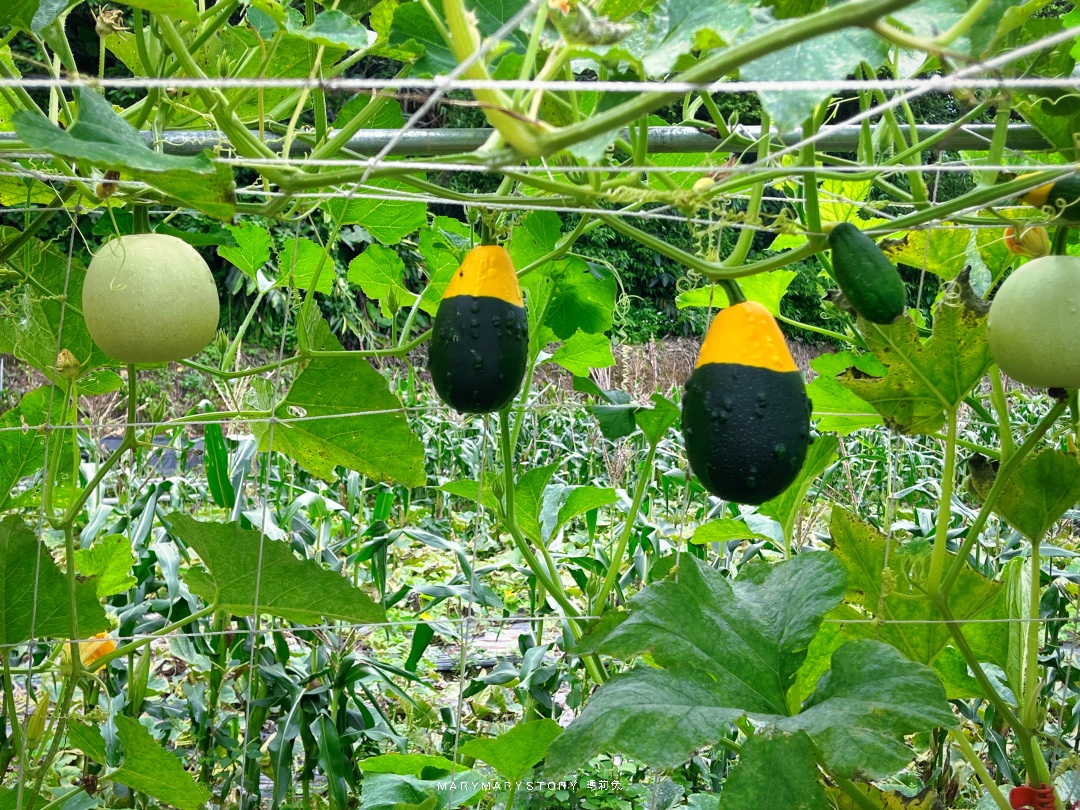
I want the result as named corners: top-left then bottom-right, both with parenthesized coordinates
top-left (3, 1), bottom-right (1080, 809)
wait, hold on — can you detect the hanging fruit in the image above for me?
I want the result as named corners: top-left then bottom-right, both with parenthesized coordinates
top-left (427, 245), bottom-right (529, 414)
top-left (682, 301), bottom-right (812, 504)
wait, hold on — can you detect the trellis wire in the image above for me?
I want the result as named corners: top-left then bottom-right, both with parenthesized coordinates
top-left (4, 73), bottom-right (1080, 92)
top-left (3, 9), bottom-right (1080, 803)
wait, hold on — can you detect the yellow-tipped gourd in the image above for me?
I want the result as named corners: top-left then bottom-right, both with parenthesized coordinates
top-left (682, 301), bottom-right (811, 504)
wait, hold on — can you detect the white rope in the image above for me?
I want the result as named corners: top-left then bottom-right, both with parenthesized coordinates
top-left (3, 74), bottom-right (1080, 93)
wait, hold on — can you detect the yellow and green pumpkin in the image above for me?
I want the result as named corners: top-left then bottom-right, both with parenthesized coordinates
top-left (427, 245), bottom-right (528, 414)
top-left (682, 301), bottom-right (811, 504)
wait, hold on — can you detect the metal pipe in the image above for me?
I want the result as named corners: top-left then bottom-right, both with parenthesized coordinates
top-left (0, 124), bottom-right (1054, 157)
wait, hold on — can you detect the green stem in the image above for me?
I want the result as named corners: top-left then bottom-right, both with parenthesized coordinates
top-left (199, 611), bottom-right (229, 784)
top-left (980, 100), bottom-right (1013, 188)
top-left (800, 114), bottom-right (823, 235)
top-left (989, 365), bottom-right (1015, 460)
top-left (927, 408), bottom-right (957, 595)
top-left (535, 0), bottom-right (921, 155)
top-left (775, 313), bottom-right (851, 343)
top-left (220, 290), bottom-right (266, 371)
top-left (928, 433), bottom-right (1000, 459)
top-left (941, 400), bottom-right (1067, 594)
top-left (496, 411), bottom-right (606, 686)
top-left (179, 354), bottom-right (304, 380)
top-left (1022, 536), bottom-right (1042, 729)
top-left (503, 781), bottom-right (519, 810)
top-left (301, 328), bottom-right (433, 360)
top-left (935, 0), bottom-right (995, 45)
top-left (441, 0), bottom-right (545, 156)
top-left (949, 730), bottom-right (1011, 810)
top-left (2, 653), bottom-right (24, 772)
top-left (597, 212), bottom-right (824, 279)
top-left (592, 443), bottom-right (657, 613)
top-left (24, 678), bottom-right (76, 810)
top-left (881, 171), bottom-right (1069, 234)
top-left (309, 66), bottom-right (412, 161)
top-left (497, 410), bottom-right (575, 618)
top-left (933, 596), bottom-right (1042, 780)
top-left (722, 113), bottom-right (771, 268)
top-left (1052, 225), bottom-right (1071, 256)
top-left (154, 16), bottom-right (292, 183)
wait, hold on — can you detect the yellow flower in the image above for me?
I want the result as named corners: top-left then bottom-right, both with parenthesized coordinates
top-left (60, 633), bottom-right (117, 676)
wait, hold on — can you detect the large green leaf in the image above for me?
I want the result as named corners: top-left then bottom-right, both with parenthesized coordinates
top-left (993, 449), bottom-right (1080, 541)
top-left (283, 9), bottom-right (375, 48)
top-left (218, 222), bottom-right (273, 280)
top-left (112, 0), bottom-right (199, 22)
top-left (881, 226), bottom-right (972, 281)
top-left (387, 0), bottom-right (528, 75)
top-left (459, 719), bottom-right (562, 781)
top-left (526, 256), bottom-right (617, 340)
top-left (780, 639), bottom-right (955, 777)
top-left (676, 271), bottom-right (797, 317)
top-left (807, 375), bottom-right (883, 435)
top-left (74, 534), bottom-right (137, 598)
top-left (347, 244), bottom-right (418, 317)
top-left (838, 278), bottom-right (993, 435)
top-left (807, 351), bottom-right (885, 434)
top-left (250, 331), bottom-right (425, 486)
top-left (166, 513), bottom-right (386, 623)
top-left (742, 27), bottom-right (888, 133)
top-left (0, 231), bottom-right (110, 377)
top-left (359, 770), bottom-right (484, 810)
top-left (548, 552), bottom-right (950, 778)
top-left (0, 516), bottom-right (108, 645)
top-left (13, 88), bottom-right (235, 220)
top-left (690, 519), bottom-right (774, 545)
top-left (541, 484), bottom-right (618, 542)
top-left (0, 387), bottom-right (54, 512)
top-left (386, 1), bottom-right (454, 74)
top-left (509, 210), bottom-right (562, 272)
top-left (637, 0), bottom-right (753, 76)
top-left (549, 330), bottom-right (615, 377)
top-left (282, 237), bottom-right (337, 294)
top-left (829, 508), bottom-right (1000, 665)
top-left (548, 552), bottom-right (844, 770)
top-left (325, 178), bottom-right (427, 245)
top-left (417, 216), bottom-right (473, 314)
top-left (720, 729), bottom-right (827, 810)
top-left (69, 715), bottom-right (209, 810)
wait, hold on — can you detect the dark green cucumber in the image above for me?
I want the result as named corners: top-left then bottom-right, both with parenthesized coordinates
top-left (828, 222), bottom-right (907, 324)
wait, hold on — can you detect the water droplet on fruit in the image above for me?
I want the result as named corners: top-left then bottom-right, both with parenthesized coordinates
top-left (470, 301), bottom-right (481, 313)
top-left (474, 357), bottom-right (484, 371)
top-left (721, 396), bottom-right (734, 411)
top-left (470, 317), bottom-right (481, 328)
top-left (773, 443), bottom-right (787, 459)
top-left (746, 476), bottom-right (757, 488)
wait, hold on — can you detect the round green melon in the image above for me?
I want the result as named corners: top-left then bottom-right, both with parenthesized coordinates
top-left (987, 254), bottom-right (1080, 389)
top-left (82, 233), bottom-right (220, 364)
